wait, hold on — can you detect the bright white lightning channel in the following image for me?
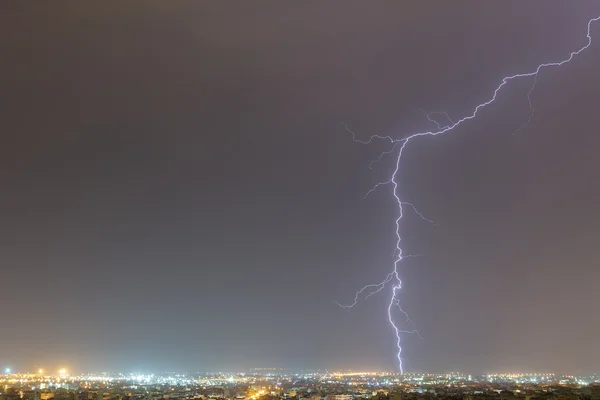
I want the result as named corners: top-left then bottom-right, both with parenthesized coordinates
top-left (337, 15), bottom-right (600, 373)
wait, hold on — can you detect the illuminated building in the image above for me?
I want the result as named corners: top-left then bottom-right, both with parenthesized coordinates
top-left (326, 395), bottom-right (352, 400)
top-left (591, 384), bottom-right (600, 400)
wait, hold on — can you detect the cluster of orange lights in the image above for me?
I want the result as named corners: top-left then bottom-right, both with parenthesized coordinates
top-left (3, 368), bottom-right (67, 376)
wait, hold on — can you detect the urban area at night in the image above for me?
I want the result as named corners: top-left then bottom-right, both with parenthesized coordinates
top-left (0, 368), bottom-right (600, 400)
top-left (2, 370), bottom-right (600, 400)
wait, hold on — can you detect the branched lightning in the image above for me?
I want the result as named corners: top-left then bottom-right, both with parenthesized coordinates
top-left (513, 75), bottom-right (539, 136)
top-left (336, 15), bottom-right (600, 373)
top-left (334, 272), bottom-right (395, 309)
top-left (421, 109), bottom-right (455, 130)
top-left (401, 202), bottom-right (438, 227)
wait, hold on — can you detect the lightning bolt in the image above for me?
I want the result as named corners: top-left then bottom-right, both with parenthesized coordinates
top-left (337, 15), bottom-right (600, 373)
top-left (421, 109), bottom-right (455, 130)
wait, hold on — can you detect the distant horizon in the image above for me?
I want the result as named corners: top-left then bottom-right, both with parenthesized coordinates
top-left (2, 368), bottom-right (599, 376)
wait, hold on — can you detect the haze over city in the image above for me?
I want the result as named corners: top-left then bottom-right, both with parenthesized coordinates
top-left (2, 1), bottom-right (600, 375)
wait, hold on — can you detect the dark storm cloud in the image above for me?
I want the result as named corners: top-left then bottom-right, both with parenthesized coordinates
top-left (1, 1), bottom-right (600, 373)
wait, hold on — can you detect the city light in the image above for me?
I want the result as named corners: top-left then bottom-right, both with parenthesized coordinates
top-left (0, 368), bottom-right (597, 399)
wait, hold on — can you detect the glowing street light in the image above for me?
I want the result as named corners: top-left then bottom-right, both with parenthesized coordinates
top-left (38, 369), bottom-right (44, 374)
top-left (5, 368), bottom-right (10, 374)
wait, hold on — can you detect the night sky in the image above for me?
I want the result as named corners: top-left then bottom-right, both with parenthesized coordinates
top-left (2, 2), bottom-right (600, 374)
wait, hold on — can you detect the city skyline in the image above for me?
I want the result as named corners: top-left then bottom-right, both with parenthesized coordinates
top-left (2, 2), bottom-right (600, 373)
top-left (2, 369), bottom-right (599, 400)
top-left (2, 367), bottom-right (598, 375)
top-left (0, 369), bottom-right (598, 380)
